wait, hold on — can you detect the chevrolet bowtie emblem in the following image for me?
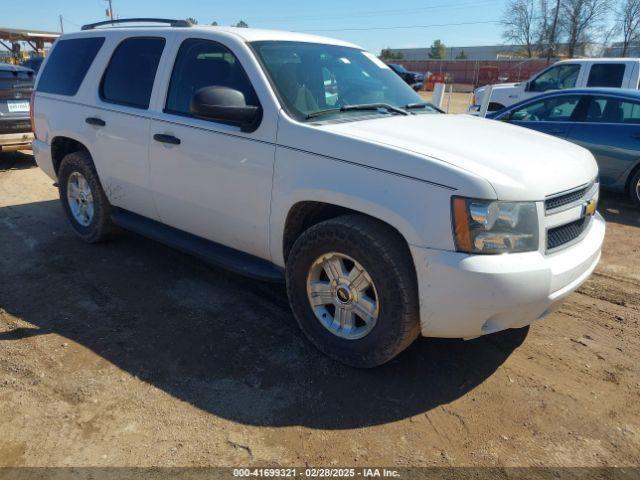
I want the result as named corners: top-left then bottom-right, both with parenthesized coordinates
top-left (585, 199), bottom-right (597, 217)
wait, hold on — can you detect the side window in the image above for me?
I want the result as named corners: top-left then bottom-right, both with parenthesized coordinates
top-left (37, 37), bottom-right (105, 96)
top-left (530, 64), bottom-right (580, 92)
top-left (585, 96), bottom-right (640, 124)
top-left (511, 96), bottom-right (581, 122)
top-left (587, 64), bottom-right (625, 87)
top-left (165, 38), bottom-right (259, 116)
top-left (101, 37), bottom-right (166, 109)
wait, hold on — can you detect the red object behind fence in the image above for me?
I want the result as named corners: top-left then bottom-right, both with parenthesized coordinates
top-left (395, 60), bottom-right (551, 87)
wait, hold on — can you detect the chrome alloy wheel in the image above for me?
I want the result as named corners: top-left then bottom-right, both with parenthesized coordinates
top-left (66, 171), bottom-right (94, 227)
top-left (306, 252), bottom-right (379, 340)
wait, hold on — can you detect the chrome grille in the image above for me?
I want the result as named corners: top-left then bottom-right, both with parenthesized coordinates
top-left (547, 217), bottom-right (590, 250)
top-left (545, 185), bottom-right (590, 212)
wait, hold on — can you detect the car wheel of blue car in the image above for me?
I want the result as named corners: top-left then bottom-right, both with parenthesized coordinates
top-left (630, 168), bottom-right (640, 207)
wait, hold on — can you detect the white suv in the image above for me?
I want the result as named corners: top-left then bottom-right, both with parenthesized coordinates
top-left (32, 19), bottom-right (605, 367)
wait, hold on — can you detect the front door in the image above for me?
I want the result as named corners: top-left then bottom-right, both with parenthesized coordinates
top-left (522, 63), bottom-right (581, 102)
top-left (149, 38), bottom-right (276, 260)
top-left (507, 94), bottom-right (583, 139)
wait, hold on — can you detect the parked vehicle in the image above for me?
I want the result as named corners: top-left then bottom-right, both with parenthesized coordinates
top-left (32, 19), bottom-right (604, 367)
top-left (471, 58), bottom-right (640, 113)
top-left (21, 56), bottom-right (45, 73)
top-left (0, 63), bottom-right (34, 152)
top-left (387, 63), bottom-right (424, 91)
top-left (488, 88), bottom-right (640, 206)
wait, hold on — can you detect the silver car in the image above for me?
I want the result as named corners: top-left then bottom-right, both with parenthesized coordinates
top-left (0, 63), bottom-right (34, 152)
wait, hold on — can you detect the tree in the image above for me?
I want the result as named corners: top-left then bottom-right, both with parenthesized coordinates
top-left (186, 17), bottom-right (198, 25)
top-left (455, 50), bottom-right (468, 59)
top-left (379, 47), bottom-right (403, 60)
top-left (211, 21), bottom-right (219, 26)
top-left (429, 39), bottom-right (446, 59)
top-left (560, 0), bottom-right (611, 58)
top-left (536, 0), bottom-right (563, 61)
top-left (501, 0), bottom-right (539, 57)
top-left (235, 20), bottom-right (249, 28)
top-left (616, 0), bottom-right (640, 56)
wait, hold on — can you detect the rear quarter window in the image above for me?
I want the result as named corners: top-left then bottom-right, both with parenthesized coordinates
top-left (587, 63), bottom-right (626, 88)
top-left (37, 37), bottom-right (105, 96)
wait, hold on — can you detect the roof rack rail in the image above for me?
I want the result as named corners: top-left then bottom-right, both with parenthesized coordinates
top-left (81, 18), bottom-right (192, 31)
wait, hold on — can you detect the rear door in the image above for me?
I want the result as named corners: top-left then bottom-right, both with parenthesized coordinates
top-left (87, 35), bottom-right (167, 220)
top-left (585, 62), bottom-right (629, 89)
top-left (565, 95), bottom-right (640, 189)
top-left (506, 94), bottom-right (583, 138)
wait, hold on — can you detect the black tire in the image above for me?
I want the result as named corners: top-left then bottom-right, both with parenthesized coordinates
top-left (286, 215), bottom-right (421, 368)
top-left (629, 168), bottom-right (640, 207)
top-left (58, 150), bottom-right (116, 243)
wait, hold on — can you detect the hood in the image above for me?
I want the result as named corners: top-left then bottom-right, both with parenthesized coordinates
top-left (320, 113), bottom-right (598, 201)
top-left (475, 82), bottom-right (520, 94)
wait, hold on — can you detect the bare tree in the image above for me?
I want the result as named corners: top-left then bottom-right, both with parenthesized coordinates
top-left (560, 0), bottom-right (611, 57)
top-left (502, 0), bottom-right (540, 57)
top-left (537, 0), bottom-right (563, 61)
top-left (616, 0), bottom-right (640, 56)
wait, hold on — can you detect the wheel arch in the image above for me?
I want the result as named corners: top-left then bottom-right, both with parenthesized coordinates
top-left (624, 159), bottom-right (640, 196)
top-left (51, 136), bottom-right (91, 176)
top-left (280, 198), bottom-right (420, 266)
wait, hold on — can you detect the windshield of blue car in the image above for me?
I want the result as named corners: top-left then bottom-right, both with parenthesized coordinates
top-left (251, 41), bottom-right (431, 122)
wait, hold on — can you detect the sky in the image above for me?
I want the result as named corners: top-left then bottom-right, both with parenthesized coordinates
top-left (3, 0), bottom-right (510, 54)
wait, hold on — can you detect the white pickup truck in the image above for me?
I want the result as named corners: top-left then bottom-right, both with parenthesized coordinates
top-left (471, 58), bottom-right (640, 113)
top-left (32, 19), bottom-right (605, 367)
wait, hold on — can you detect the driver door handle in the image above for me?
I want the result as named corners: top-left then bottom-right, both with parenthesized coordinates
top-left (85, 117), bottom-right (106, 127)
top-left (153, 134), bottom-right (181, 145)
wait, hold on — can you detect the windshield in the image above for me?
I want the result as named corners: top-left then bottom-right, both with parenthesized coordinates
top-left (251, 41), bottom-right (427, 121)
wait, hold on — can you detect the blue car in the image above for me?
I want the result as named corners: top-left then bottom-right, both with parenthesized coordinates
top-left (488, 88), bottom-right (640, 206)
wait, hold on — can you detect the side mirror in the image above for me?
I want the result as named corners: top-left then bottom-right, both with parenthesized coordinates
top-left (524, 81), bottom-right (532, 92)
top-left (190, 86), bottom-right (262, 132)
top-left (511, 110), bottom-right (528, 121)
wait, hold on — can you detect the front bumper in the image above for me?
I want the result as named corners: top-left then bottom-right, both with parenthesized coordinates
top-left (410, 212), bottom-right (605, 338)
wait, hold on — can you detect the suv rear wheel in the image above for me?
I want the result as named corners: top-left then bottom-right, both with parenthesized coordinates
top-left (58, 151), bottom-right (116, 243)
top-left (286, 215), bottom-right (420, 368)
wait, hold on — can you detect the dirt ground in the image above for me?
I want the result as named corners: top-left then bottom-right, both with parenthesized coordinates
top-left (420, 91), bottom-right (473, 114)
top-left (0, 150), bottom-right (639, 468)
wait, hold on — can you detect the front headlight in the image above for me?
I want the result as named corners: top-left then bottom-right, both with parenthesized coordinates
top-left (452, 197), bottom-right (539, 254)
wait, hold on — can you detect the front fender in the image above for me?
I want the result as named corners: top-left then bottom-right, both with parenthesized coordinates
top-left (269, 145), bottom-right (457, 267)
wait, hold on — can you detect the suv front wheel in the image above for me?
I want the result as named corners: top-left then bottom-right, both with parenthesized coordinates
top-left (286, 215), bottom-right (421, 368)
top-left (58, 150), bottom-right (116, 243)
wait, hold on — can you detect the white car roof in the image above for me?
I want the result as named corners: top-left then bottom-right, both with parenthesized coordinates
top-left (63, 25), bottom-right (362, 49)
top-left (560, 57), bottom-right (640, 63)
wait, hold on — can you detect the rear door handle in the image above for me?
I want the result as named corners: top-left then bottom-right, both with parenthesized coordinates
top-left (85, 117), bottom-right (106, 127)
top-left (632, 133), bottom-right (640, 139)
top-left (547, 129), bottom-right (565, 135)
top-left (153, 133), bottom-right (181, 145)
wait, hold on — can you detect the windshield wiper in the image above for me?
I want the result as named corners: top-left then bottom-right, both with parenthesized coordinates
top-left (306, 103), bottom-right (409, 120)
top-left (405, 102), bottom-right (444, 113)
top-left (342, 103), bottom-right (409, 116)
